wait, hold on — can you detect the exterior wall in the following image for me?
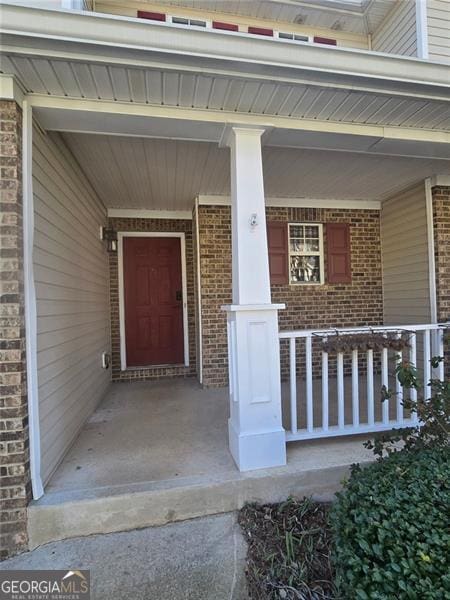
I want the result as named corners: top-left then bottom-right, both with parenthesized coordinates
top-left (108, 217), bottom-right (196, 382)
top-left (372, 0), bottom-right (417, 56)
top-left (0, 101), bottom-right (30, 559)
top-left (95, 1), bottom-right (370, 50)
top-left (427, 0), bottom-right (450, 63)
top-left (33, 129), bottom-right (111, 485)
top-left (432, 186), bottom-right (450, 323)
top-left (381, 183), bottom-right (432, 325)
top-left (197, 205), bottom-right (383, 387)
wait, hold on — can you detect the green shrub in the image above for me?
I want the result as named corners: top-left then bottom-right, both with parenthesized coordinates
top-left (330, 446), bottom-right (450, 599)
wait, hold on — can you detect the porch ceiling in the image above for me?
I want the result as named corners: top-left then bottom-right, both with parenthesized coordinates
top-left (61, 132), bottom-right (450, 210)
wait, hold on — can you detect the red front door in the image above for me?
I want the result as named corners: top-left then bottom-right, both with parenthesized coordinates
top-left (123, 237), bottom-right (184, 367)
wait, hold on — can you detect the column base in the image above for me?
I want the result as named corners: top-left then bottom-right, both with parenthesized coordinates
top-left (228, 419), bottom-right (286, 471)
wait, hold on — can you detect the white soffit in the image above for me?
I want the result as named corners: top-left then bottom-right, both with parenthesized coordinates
top-left (60, 132), bottom-right (450, 211)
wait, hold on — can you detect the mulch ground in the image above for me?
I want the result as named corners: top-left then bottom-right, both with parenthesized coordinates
top-left (238, 497), bottom-right (337, 600)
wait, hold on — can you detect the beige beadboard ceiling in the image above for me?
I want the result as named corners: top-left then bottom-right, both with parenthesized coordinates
top-left (61, 132), bottom-right (450, 210)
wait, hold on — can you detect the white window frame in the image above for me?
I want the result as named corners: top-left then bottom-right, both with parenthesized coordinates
top-left (288, 222), bottom-right (324, 285)
top-left (118, 232), bottom-right (189, 371)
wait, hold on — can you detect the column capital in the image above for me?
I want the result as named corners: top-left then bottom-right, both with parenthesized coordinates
top-left (219, 125), bottom-right (266, 148)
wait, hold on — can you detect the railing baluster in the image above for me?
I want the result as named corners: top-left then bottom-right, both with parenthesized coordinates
top-left (382, 343), bottom-right (389, 425)
top-left (423, 329), bottom-right (431, 400)
top-left (367, 349), bottom-right (374, 426)
top-left (337, 351), bottom-right (344, 429)
top-left (322, 338), bottom-right (329, 432)
top-left (395, 333), bottom-right (403, 423)
top-left (409, 332), bottom-right (417, 401)
top-left (351, 349), bottom-right (359, 427)
top-left (289, 337), bottom-right (297, 435)
top-left (306, 335), bottom-right (313, 432)
top-left (437, 328), bottom-right (445, 382)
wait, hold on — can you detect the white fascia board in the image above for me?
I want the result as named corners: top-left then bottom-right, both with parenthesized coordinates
top-left (1, 3), bottom-right (449, 100)
top-left (198, 195), bottom-right (381, 210)
top-left (107, 208), bottom-right (192, 219)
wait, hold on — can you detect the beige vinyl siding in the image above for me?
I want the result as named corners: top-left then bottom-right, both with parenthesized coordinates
top-left (381, 183), bottom-right (431, 326)
top-left (33, 127), bottom-right (110, 485)
top-left (427, 0), bottom-right (450, 63)
top-left (372, 0), bottom-right (417, 56)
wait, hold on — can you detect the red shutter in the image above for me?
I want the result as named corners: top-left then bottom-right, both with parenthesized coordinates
top-left (213, 21), bottom-right (239, 31)
top-left (326, 223), bottom-right (351, 284)
top-left (248, 26), bottom-right (274, 36)
top-left (267, 222), bottom-right (288, 285)
top-left (137, 11), bottom-right (166, 21)
top-left (313, 36), bottom-right (337, 46)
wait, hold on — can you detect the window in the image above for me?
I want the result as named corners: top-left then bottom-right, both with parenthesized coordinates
top-left (171, 16), bottom-right (207, 27)
top-left (278, 32), bottom-right (309, 42)
top-left (288, 223), bottom-right (324, 284)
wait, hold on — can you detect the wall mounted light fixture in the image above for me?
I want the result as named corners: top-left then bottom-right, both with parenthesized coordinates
top-left (101, 226), bottom-right (118, 252)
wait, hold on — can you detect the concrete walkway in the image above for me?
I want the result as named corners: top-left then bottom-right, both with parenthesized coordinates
top-left (0, 513), bottom-right (248, 600)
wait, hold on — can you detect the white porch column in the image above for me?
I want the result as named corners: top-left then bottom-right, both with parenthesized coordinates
top-left (222, 127), bottom-right (286, 471)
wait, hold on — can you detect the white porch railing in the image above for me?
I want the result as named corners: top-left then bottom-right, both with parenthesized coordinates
top-left (279, 324), bottom-right (448, 442)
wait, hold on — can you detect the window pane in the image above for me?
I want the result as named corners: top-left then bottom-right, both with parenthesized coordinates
top-left (304, 226), bottom-right (319, 238)
top-left (290, 239), bottom-right (304, 252)
top-left (290, 255), bottom-right (321, 283)
top-left (305, 238), bottom-right (320, 252)
top-left (289, 225), bottom-right (303, 238)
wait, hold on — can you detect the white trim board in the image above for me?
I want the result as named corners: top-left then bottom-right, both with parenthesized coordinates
top-left (425, 178), bottom-right (437, 324)
top-left (23, 102), bottom-right (44, 500)
top-left (108, 209), bottom-right (192, 220)
top-left (197, 196), bottom-right (381, 210)
top-left (117, 232), bottom-right (190, 371)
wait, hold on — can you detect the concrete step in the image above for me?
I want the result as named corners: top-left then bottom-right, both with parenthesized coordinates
top-left (28, 446), bottom-right (372, 549)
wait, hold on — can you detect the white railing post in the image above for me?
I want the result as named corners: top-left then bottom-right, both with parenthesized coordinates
top-left (437, 328), bottom-right (445, 381)
top-left (367, 349), bottom-right (374, 426)
top-left (322, 339), bottom-right (329, 431)
top-left (395, 333), bottom-right (403, 423)
top-left (423, 328), bottom-right (431, 400)
top-left (289, 337), bottom-right (297, 435)
top-left (351, 348), bottom-right (359, 427)
top-left (306, 335), bottom-right (313, 432)
top-left (381, 342), bottom-right (389, 425)
top-left (337, 351), bottom-right (345, 429)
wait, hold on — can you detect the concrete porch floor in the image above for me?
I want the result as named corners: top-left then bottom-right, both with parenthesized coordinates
top-left (30, 378), bottom-right (375, 549)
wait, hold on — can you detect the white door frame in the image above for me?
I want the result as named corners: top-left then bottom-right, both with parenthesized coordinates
top-left (118, 232), bottom-right (189, 370)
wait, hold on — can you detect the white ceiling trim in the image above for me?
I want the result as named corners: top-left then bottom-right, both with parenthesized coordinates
top-left (107, 208), bottom-right (193, 219)
top-left (198, 195), bottom-right (381, 209)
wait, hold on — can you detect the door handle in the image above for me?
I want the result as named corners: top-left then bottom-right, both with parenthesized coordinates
top-left (176, 290), bottom-right (182, 302)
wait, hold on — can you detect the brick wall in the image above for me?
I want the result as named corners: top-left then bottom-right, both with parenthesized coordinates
top-left (197, 205), bottom-right (383, 387)
top-left (0, 101), bottom-right (31, 559)
top-left (108, 217), bottom-right (196, 382)
top-left (432, 186), bottom-right (450, 374)
top-left (432, 187), bottom-right (450, 323)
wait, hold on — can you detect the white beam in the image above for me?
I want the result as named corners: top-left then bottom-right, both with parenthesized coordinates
top-left (28, 95), bottom-right (450, 150)
top-left (198, 195), bottom-right (381, 209)
top-left (0, 74), bottom-right (24, 104)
